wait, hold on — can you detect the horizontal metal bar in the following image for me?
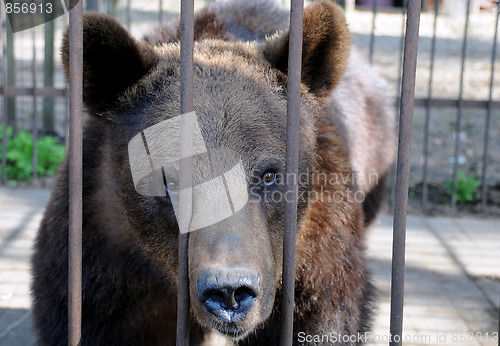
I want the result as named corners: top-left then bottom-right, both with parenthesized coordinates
top-left (411, 98), bottom-right (500, 109)
top-left (0, 86), bottom-right (67, 97)
top-left (5, 89), bottom-right (498, 110)
top-left (3, 91), bottom-right (499, 111)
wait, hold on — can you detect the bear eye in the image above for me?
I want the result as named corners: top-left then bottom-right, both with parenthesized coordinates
top-left (165, 180), bottom-right (179, 195)
top-left (261, 172), bottom-right (276, 186)
top-left (161, 166), bottom-right (179, 195)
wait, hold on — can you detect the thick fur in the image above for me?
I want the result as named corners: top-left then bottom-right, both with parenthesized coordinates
top-left (62, 13), bottom-right (159, 113)
top-left (32, 1), bottom-right (394, 345)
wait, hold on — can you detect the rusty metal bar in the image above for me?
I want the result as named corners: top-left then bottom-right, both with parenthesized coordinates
top-left (65, 83), bottom-right (69, 149)
top-left (280, 0), bottom-right (303, 345)
top-left (177, 0), bottom-right (194, 344)
top-left (1, 5), bottom-right (7, 185)
top-left (481, 1), bottom-right (499, 209)
top-left (391, 0), bottom-right (407, 210)
top-left (421, 0), bottom-right (439, 209)
top-left (68, 0), bottom-right (84, 345)
top-left (0, 86), bottom-right (67, 97)
top-left (126, 0), bottom-right (131, 31)
top-left (369, 0), bottom-right (378, 64)
top-left (395, 0), bottom-right (407, 112)
top-left (413, 97), bottom-right (500, 109)
top-left (159, 0), bottom-right (163, 25)
top-left (32, 20), bottom-right (38, 181)
top-left (389, 0), bottom-right (421, 343)
top-left (450, 0), bottom-right (471, 208)
top-left (3, 87), bottom-right (499, 110)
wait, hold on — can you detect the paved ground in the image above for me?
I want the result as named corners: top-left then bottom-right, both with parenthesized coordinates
top-left (368, 215), bottom-right (499, 345)
top-left (0, 187), bottom-right (498, 345)
top-left (0, 187), bottom-right (49, 346)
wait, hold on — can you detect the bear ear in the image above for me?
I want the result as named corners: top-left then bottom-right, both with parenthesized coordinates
top-left (61, 12), bottom-right (158, 114)
top-left (263, 1), bottom-right (351, 95)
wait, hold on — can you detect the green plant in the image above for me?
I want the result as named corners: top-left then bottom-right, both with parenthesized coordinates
top-left (0, 125), bottom-right (65, 183)
top-left (444, 169), bottom-right (481, 203)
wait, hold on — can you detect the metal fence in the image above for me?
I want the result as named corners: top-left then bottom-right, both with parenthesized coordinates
top-left (0, 0), bottom-right (499, 344)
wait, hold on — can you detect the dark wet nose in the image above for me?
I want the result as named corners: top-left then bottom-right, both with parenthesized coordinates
top-left (197, 267), bottom-right (260, 322)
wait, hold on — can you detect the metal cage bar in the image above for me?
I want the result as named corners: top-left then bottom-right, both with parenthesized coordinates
top-left (391, 0), bottom-right (408, 210)
top-left (43, 0), bottom-right (500, 345)
top-left (32, 19), bottom-right (38, 181)
top-left (126, 0), bottom-right (131, 31)
top-left (176, 0), bottom-right (194, 344)
top-left (421, 0), bottom-right (440, 209)
top-left (280, 0), bottom-right (304, 344)
top-left (68, 1), bottom-right (84, 345)
top-left (0, 86), bottom-right (66, 97)
top-left (396, 0), bottom-right (407, 112)
top-left (1, 5), bottom-right (7, 185)
top-left (481, 1), bottom-right (499, 210)
top-left (369, 0), bottom-right (378, 64)
top-left (389, 0), bottom-right (421, 344)
top-left (450, 0), bottom-right (472, 208)
top-left (159, 0), bottom-right (164, 25)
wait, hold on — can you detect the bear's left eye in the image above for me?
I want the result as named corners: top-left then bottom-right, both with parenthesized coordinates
top-left (261, 172), bottom-right (276, 186)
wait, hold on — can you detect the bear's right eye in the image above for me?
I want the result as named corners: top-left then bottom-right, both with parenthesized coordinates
top-left (161, 166), bottom-right (179, 195)
top-left (165, 180), bottom-right (179, 195)
top-left (261, 172), bottom-right (277, 186)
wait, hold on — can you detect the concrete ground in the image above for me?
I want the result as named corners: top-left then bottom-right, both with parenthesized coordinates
top-left (0, 187), bottom-right (498, 345)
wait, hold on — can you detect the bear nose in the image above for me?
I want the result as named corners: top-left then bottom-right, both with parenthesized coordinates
top-left (197, 267), bottom-right (260, 323)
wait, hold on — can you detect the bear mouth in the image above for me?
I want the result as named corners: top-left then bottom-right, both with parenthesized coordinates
top-left (217, 325), bottom-right (249, 339)
top-left (211, 321), bottom-right (253, 340)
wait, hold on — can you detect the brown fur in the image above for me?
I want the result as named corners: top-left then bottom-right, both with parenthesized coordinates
top-left (263, 1), bottom-right (351, 95)
top-left (62, 12), bottom-right (158, 113)
top-left (32, 1), bottom-right (393, 345)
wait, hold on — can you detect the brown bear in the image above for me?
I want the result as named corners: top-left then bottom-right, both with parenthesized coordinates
top-left (31, 0), bottom-right (395, 345)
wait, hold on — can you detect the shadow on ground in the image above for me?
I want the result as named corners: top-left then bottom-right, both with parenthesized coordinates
top-left (0, 308), bottom-right (35, 346)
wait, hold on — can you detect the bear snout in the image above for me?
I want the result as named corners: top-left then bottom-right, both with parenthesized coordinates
top-left (196, 267), bottom-right (260, 325)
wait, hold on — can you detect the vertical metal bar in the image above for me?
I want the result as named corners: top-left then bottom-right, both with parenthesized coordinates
top-left (68, 1), bottom-right (84, 345)
top-left (369, 0), bottom-right (378, 64)
top-left (126, 0), bottom-right (131, 31)
top-left (177, 0), bottom-right (194, 344)
top-left (421, 0), bottom-right (439, 209)
top-left (481, 1), bottom-right (499, 209)
top-left (1, 4), bottom-right (7, 185)
top-left (391, 0), bottom-right (408, 210)
top-left (451, 0), bottom-right (471, 208)
top-left (389, 0), bottom-right (421, 344)
top-left (159, 0), bottom-right (163, 25)
top-left (65, 86), bottom-right (69, 149)
top-left (396, 0), bottom-right (407, 112)
top-left (280, 0), bottom-right (303, 345)
top-left (32, 17), bottom-right (38, 181)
